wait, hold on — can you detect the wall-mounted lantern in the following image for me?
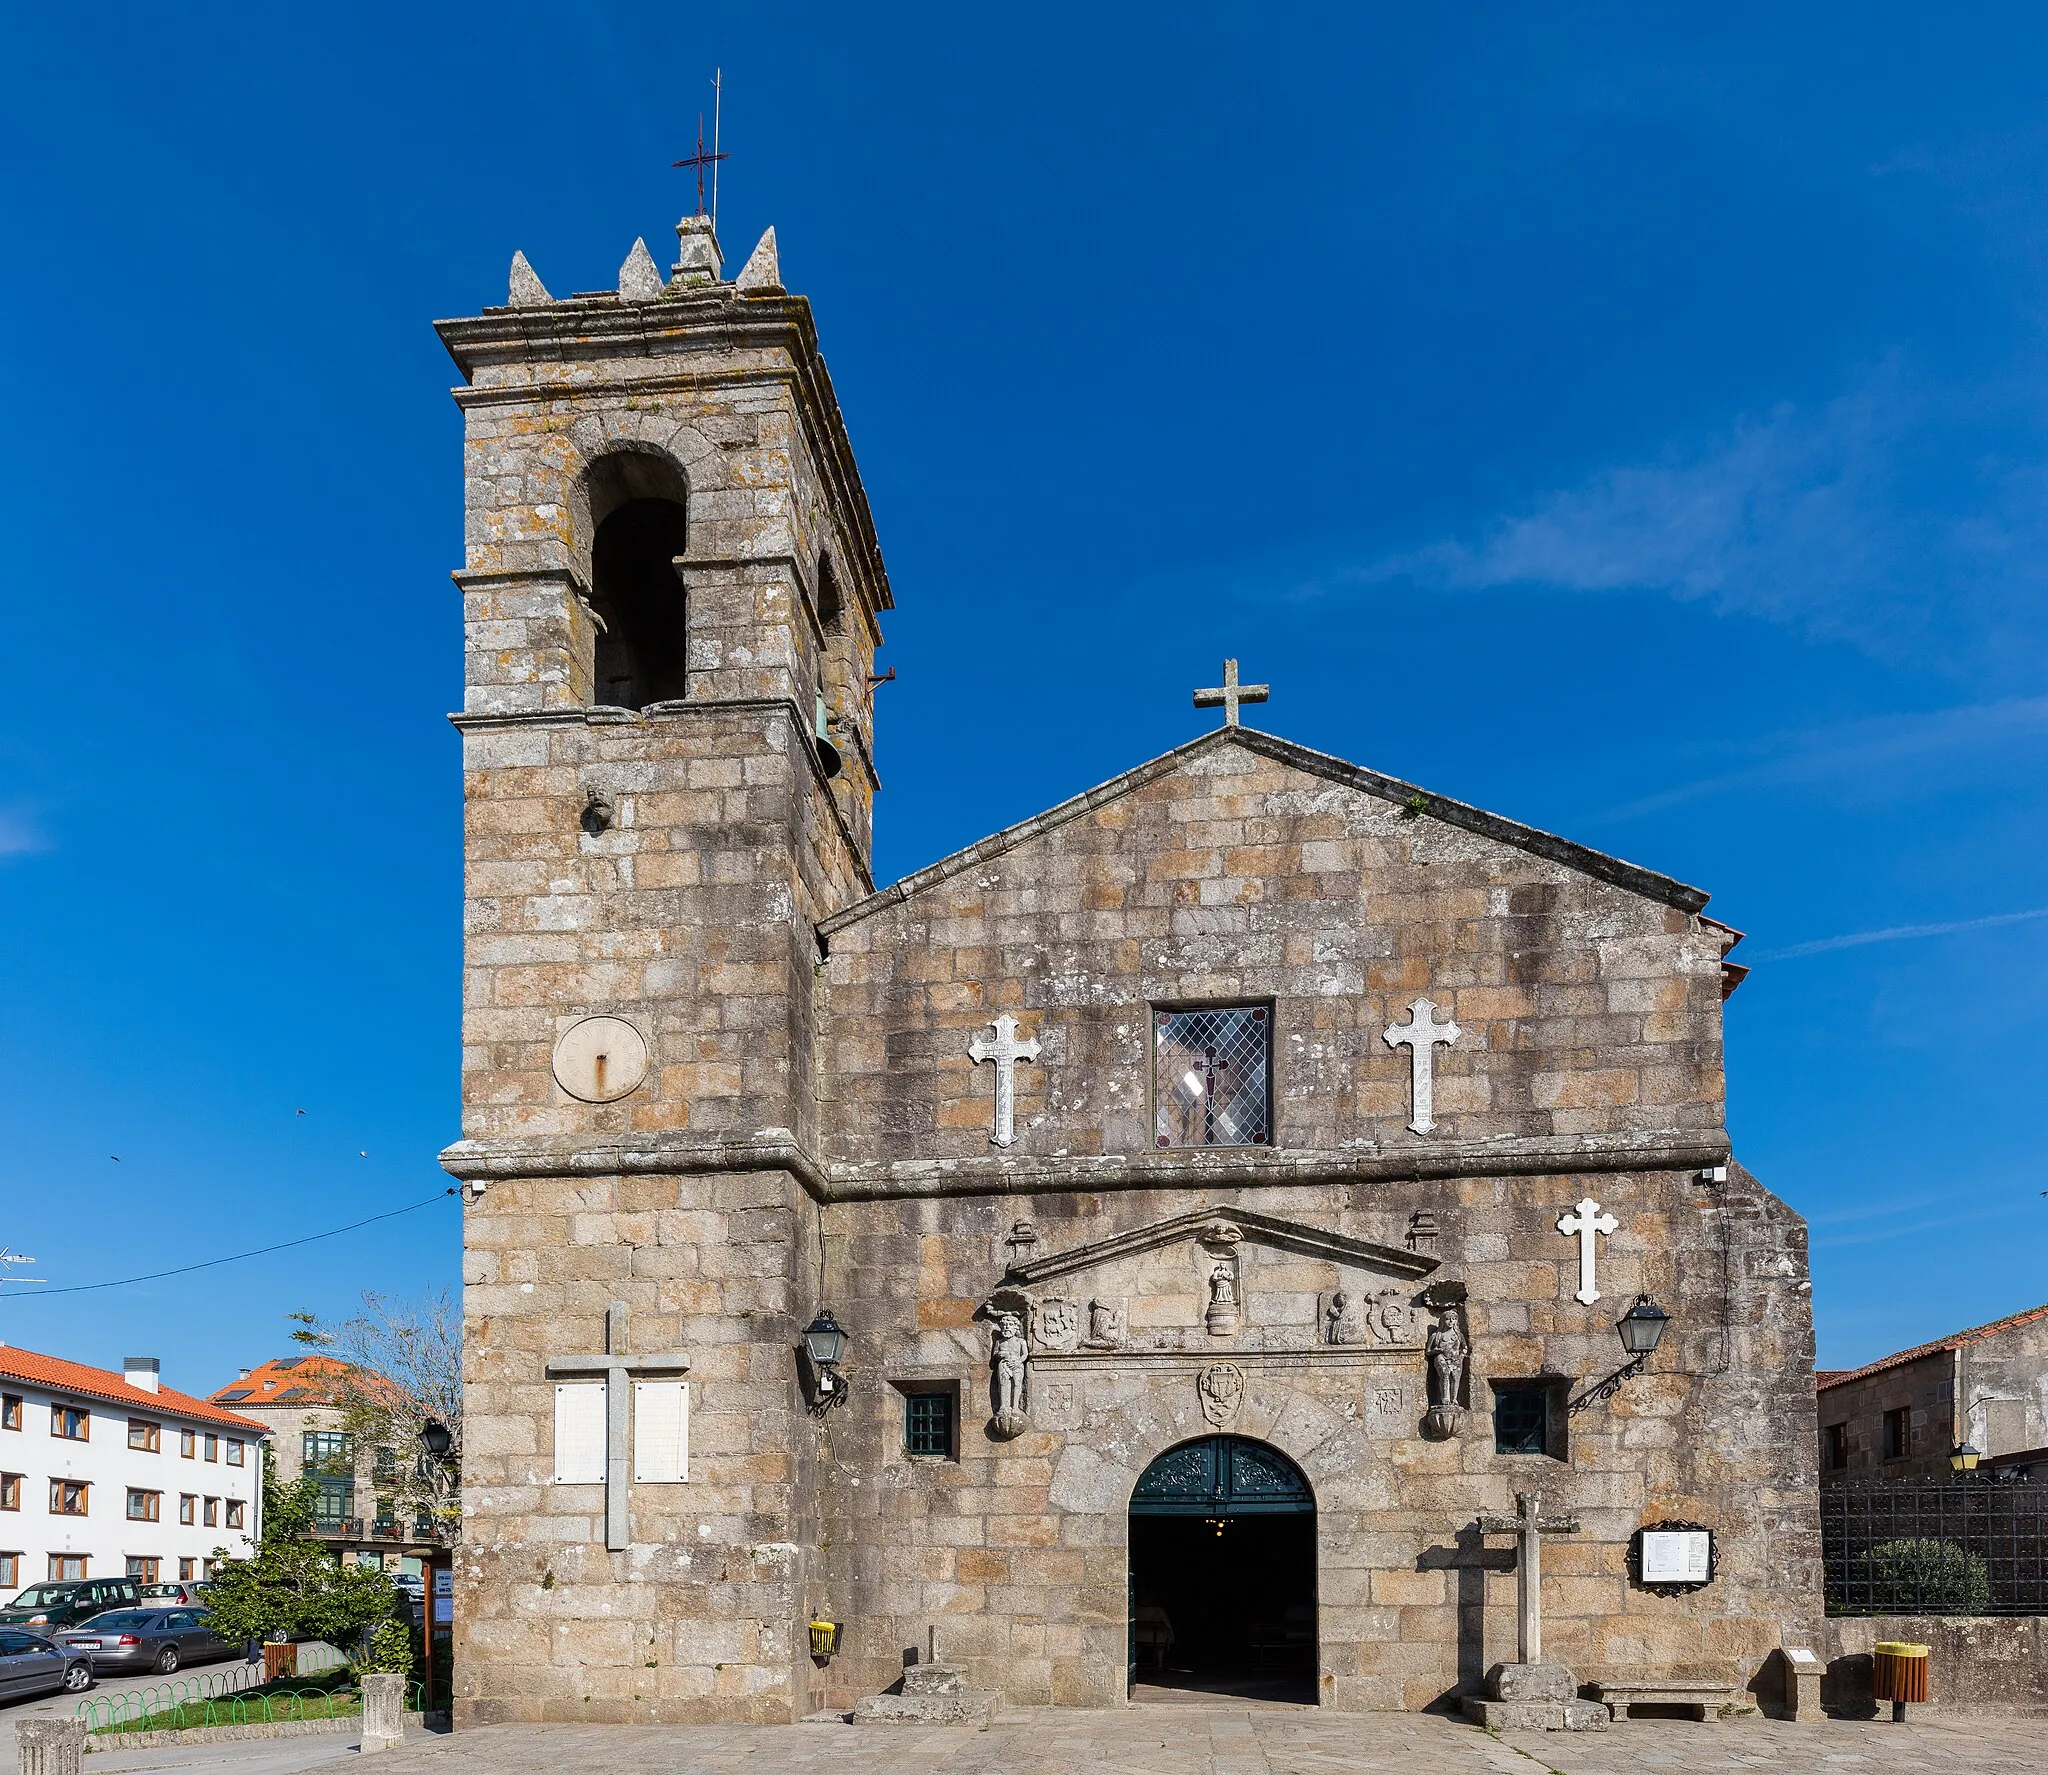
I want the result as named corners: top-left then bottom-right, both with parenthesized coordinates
top-left (808, 1619), bottom-right (841, 1661)
top-left (1569, 1294), bottom-right (1671, 1416)
top-left (803, 1310), bottom-right (850, 1414)
top-left (418, 1419), bottom-right (454, 1460)
top-left (1951, 1441), bottom-right (1982, 1475)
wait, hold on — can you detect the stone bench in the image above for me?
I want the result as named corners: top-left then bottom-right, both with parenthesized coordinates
top-left (1588, 1679), bottom-right (1741, 1722)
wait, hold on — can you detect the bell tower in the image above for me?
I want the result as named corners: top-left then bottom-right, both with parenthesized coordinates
top-left (436, 214), bottom-right (889, 1725)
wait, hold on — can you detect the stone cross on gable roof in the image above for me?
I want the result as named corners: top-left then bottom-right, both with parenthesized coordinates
top-left (1193, 659), bottom-right (1269, 728)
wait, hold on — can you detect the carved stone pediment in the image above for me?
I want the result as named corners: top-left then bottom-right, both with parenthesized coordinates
top-left (1001, 1204), bottom-right (1443, 1360)
top-left (1005, 1204), bottom-right (1439, 1288)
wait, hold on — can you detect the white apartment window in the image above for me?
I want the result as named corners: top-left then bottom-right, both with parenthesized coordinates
top-left (203, 1434), bottom-right (218, 1462)
top-left (226, 1499), bottom-right (245, 1529)
top-left (226, 1439), bottom-right (245, 1466)
top-left (126, 1556), bottom-right (159, 1582)
top-left (178, 1494), bottom-right (195, 1525)
top-left (49, 1554), bottom-right (86, 1580)
top-left (1, 1396), bottom-right (19, 1431)
top-left (177, 1558), bottom-right (194, 1581)
top-left (0, 1474), bottom-right (18, 1511)
top-left (0, 1554), bottom-right (17, 1587)
top-left (179, 1429), bottom-right (195, 1458)
top-left (202, 1497), bottom-right (219, 1527)
top-left (127, 1419), bottom-right (161, 1453)
top-left (52, 1406), bottom-right (89, 1441)
top-left (50, 1480), bottom-right (89, 1516)
top-left (125, 1490), bottom-right (161, 1523)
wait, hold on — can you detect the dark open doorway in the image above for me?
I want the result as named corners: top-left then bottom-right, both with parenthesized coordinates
top-left (1129, 1435), bottom-right (1317, 1705)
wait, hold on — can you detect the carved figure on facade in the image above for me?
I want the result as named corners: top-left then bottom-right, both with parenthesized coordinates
top-left (1369, 1288), bottom-right (1414, 1346)
top-left (1422, 1306), bottom-right (1469, 1440)
top-left (989, 1311), bottom-right (1030, 1439)
top-left (1204, 1263), bottom-right (1242, 1337)
top-left (1326, 1290), bottom-right (1368, 1346)
top-left (1083, 1298), bottom-right (1126, 1349)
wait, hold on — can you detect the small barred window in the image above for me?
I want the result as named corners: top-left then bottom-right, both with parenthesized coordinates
top-left (903, 1391), bottom-right (955, 1458)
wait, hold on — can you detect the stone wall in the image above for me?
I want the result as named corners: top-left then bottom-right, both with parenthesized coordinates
top-left (804, 1165), bottom-right (1818, 1715)
top-left (1818, 1352), bottom-right (1956, 1480)
top-left (1814, 1616), bottom-right (2048, 1715)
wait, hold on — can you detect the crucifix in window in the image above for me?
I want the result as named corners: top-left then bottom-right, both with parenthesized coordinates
top-left (546, 1302), bottom-right (691, 1551)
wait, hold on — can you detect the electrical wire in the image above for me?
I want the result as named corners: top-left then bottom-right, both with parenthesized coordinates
top-left (1, 1191), bottom-right (458, 1299)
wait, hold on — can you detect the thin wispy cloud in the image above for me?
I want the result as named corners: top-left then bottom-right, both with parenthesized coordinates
top-left (0, 806), bottom-right (49, 859)
top-left (1756, 905), bottom-right (2048, 961)
top-left (1353, 359), bottom-right (2048, 676)
top-left (1589, 695), bottom-right (2048, 823)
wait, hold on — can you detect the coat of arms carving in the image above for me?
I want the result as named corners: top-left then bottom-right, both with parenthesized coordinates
top-left (1198, 1362), bottom-right (1245, 1425)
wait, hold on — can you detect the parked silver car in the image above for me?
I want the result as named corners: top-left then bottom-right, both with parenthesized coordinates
top-left (0, 1629), bottom-right (92, 1698)
top-left (57, 1609), bottom-right (236, 1676)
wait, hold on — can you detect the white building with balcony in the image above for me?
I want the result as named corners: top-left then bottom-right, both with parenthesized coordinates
top-left (0, 1344), bottom-right (267, 1593)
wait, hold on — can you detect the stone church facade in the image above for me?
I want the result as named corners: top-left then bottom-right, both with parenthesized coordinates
top-left (437, 215), bottom-right (1822, 1726)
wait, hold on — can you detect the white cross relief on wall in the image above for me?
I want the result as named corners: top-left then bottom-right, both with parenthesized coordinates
top-left (1383, 998), bottom-right (1460, 1134)
top-left (969, 1014), bottom-right (1040, 1149)
top-left (1557, 1197), bottom-right (1620, 1306)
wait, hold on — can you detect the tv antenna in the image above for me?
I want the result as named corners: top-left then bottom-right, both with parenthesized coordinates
top-left (0, 1248), bottom-right (46, 1288)
top-left (711, 69), bottom-right (723, 229)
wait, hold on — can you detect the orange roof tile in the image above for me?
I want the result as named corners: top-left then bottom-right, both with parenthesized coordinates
top-left (209, 1355), bottom-right (351, 1409)
top-left (1816, 1301), bottom-right (2048, 1392)
top-left (0, 1345), bottom-right (268, 1434)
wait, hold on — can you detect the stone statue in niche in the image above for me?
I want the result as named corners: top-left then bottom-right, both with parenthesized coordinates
top-left (1368, 1288), bottom-right (1414, 1346)
top-left (1326, 1291), bottom-right (1367, 1346)
top-left (1422, 1306), bottom-right (1468, 1440)
top-left (1034, 1297), bottom-right (1079, 1353)
top-left (990, 1311), bottom-right (1030, 1439)
top-left (1205, 1263), bottom-right (1242, 1337)
top-left (1083, 1298), bottom-right (1125, 1350)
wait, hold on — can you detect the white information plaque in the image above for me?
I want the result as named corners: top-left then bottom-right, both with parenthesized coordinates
top-left (1641, 1528), bottom-right (1712, 1584)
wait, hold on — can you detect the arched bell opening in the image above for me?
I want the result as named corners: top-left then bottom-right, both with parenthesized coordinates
top-left (1127, 1434), bottom-right (1317, 1705)
top-left (584, 451), bottom-right (691, 710)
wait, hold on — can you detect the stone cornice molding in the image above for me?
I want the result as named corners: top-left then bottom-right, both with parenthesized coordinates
top-left (1005, 1202), bottom-right (1440, 1286)
top-left (439, 1127), bottom-right (1731, 1202)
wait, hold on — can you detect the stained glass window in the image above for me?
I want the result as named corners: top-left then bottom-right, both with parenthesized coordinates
top-left (1153, 1006), bottom-right (1271, 1148)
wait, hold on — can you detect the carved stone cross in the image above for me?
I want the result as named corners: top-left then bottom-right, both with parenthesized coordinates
top-left (968, 1014), bottom-right (1039, 1149)
top-left (1557, 1197), bottom-right (1619, 1305)
top-left (1193, 658), bottom-right (1269, 728)
top-left (1477, 1490), bottom-right (1581, 1664)
top-left (545, 1302), bottom-right (691, 1551)
top-left (1383, 997), bottom-right (1460, 1133)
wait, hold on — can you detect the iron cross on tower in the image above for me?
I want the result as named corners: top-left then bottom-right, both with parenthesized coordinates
top-left (544, 1302), bottom-right (690, 1551)
top-left (1194, 659), bottom-right (1269, 728)
top-left (672, 112), bottom-right (729, 218)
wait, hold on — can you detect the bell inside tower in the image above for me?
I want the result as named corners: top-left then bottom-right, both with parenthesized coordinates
top-left (585, 452), bottom-right (692, 710)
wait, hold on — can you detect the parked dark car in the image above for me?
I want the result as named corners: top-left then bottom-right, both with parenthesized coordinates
top-left (0, 1579), bottom-right (139, 1631)
top-left (57, 1609), bottom-right (237, 1676)
top-left (0, 1629), bottom-right (92, 1698)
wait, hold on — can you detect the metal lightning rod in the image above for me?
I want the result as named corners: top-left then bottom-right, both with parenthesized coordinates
top-left (711, 68), bottom-right (723, 230)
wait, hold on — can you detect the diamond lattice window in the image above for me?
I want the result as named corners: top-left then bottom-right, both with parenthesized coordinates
top-left (1153, 1006), bottom-right (1271, 1148)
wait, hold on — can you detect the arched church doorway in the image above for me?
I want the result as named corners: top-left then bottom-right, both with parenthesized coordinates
top-left (1128, 1435), bottom-right (1316, 1704)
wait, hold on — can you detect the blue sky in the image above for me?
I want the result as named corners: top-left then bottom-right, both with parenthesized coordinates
top-left (2, 4), bottom-right (2043, 1385)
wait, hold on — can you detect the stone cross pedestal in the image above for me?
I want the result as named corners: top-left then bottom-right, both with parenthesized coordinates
top-left (545, 1302), bottom-right (691, 1551)
top-left (1463, 1492), bottom-right (1607, 1733)
top-left (854, 1625), bottom-right (997, 1725)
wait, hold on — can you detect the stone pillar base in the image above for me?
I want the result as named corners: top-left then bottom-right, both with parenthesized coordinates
top-left (18, 1718), bottom-right (86, 1775)
top-left (360, 1671), bottom-right (408, 1752)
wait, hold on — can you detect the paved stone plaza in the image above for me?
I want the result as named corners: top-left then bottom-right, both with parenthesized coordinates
top-left (92, 1709), bottom-right (2048, 1775)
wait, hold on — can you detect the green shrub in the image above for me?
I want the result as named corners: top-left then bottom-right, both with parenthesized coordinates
top-left (355, 1618), bottom-right (415, 1676)
top-left (1849, 1537), bottom-right (1990, 1611)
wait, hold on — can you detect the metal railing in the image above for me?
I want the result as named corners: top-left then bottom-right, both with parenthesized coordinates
top-left (73, 1642), bottom-right (355, 1732)
top-left (1824, 1476), bottom-right (2048, 1616)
